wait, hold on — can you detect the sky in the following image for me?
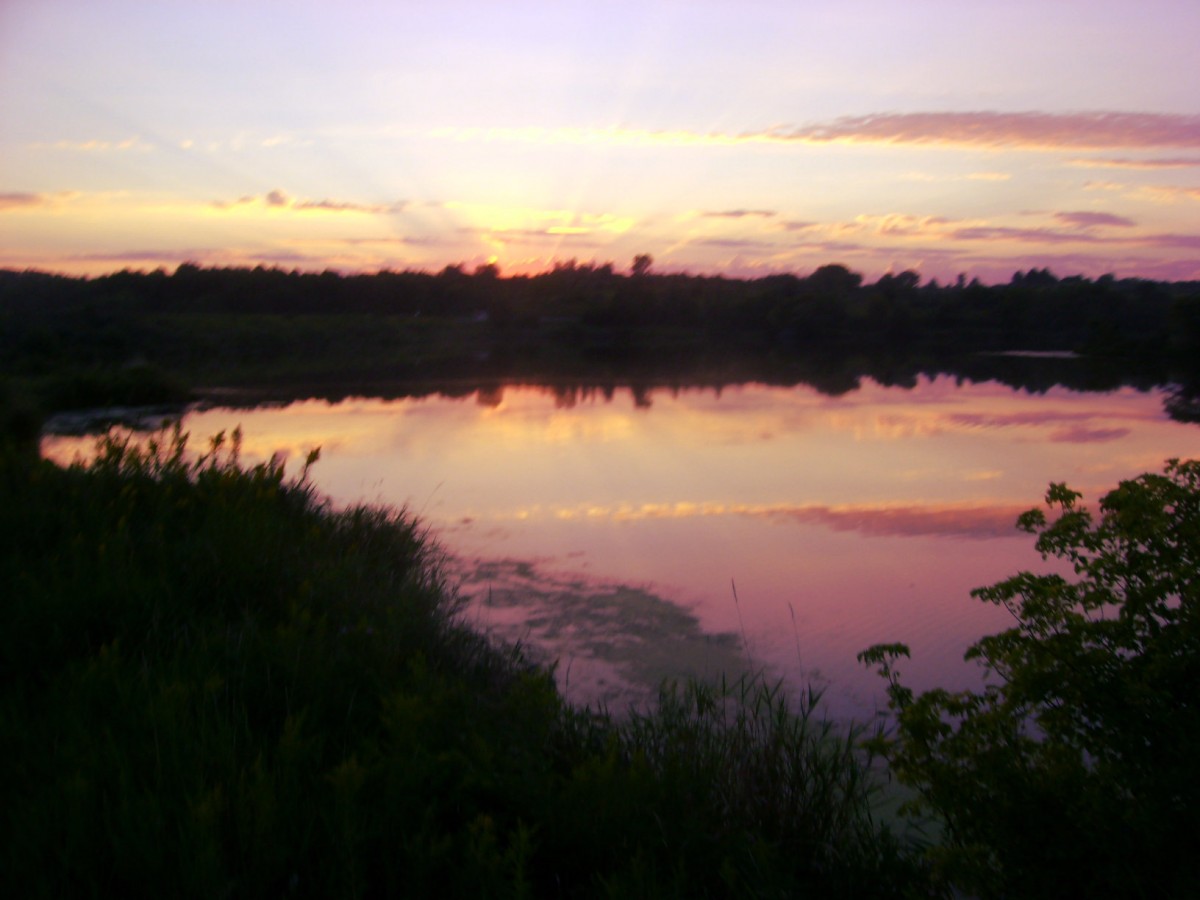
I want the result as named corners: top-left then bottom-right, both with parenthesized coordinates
top-left (3, 0), bottom-right (1199, 283)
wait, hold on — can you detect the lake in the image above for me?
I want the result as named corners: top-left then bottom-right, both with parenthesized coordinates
top-left (42, 374), bottom-right (1200, 722)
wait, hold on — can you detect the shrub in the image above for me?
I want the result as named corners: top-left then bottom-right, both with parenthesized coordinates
top-left (861, 459), bottom-right (1200, 898)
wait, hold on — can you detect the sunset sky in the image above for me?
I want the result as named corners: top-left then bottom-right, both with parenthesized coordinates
top-left (3, 0), bottom-right (1199, 283)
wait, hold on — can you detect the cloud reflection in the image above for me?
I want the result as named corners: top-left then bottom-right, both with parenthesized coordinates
top-left (511, 499), bottom-right (1031, 540)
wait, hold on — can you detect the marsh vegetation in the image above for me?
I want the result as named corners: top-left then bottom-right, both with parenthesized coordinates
top-left (2, 427), bottom-right (928, 897)
top-left (5, 263), bottom-right (1199, 896)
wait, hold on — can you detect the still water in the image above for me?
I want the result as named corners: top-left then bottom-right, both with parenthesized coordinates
top-left (43, 375), bottom-right (1200, 721)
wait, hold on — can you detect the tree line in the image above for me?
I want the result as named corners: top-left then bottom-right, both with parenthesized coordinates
top-left (3, 261), bottom-right (1200, 424)
top-left (4, 261), bottom-right (1198, 357)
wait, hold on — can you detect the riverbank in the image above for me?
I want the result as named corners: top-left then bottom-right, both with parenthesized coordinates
top-left (0, 427), bottom-right (931, 897)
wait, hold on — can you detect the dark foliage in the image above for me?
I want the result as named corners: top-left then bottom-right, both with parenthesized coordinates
top-left (2, 264), bottom-right (1198, 424)
top-left (861, 460), bottom-right (1200, 898)
top-left (2, 429), bottom-right (930, 897)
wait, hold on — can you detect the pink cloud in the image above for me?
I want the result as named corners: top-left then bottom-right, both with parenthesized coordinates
top-left (950, 410), bottom-right (1105, 428)
top-left (759, 111), bottom-right (1200, 150)
top-left (212, 190), bottom-right (408, 214)
top-left (1069, 156), bottom-right (1200, 169)
top-left (0, 192), bottom-right (45, 211)
top-left (1053, 211), bottom-right (1135, 228)
top-left (295, 198), bottom-right (408, 214)
top-left (950, 226), bottom-right (1101, 244)
top-left (1049, 425), bottom-right (1132, 443)
top-left (700, 209), bottom-right (777, 219)
top-left (760, 503), bottom-right (1031, 540)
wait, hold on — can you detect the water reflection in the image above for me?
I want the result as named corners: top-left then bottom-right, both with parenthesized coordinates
top-left (42, 377), bottom-right (1200, 719)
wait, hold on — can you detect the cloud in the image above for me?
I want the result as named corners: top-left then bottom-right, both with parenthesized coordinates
top-left (1083, 181), bottom-right (1200, 204)
top-left (950, 225), bottom-right (1103, 244)
top-left (68, 249), bottom-right (224, 265)
top-left (1141, 233), bottom-right (1200, 249)
top-left (774, 503), bottom-right (1030, 540)
top-left (1068, 156), bottom-right (1200, 169)
top-left (0, 192), bottom-right (46, 211)
top-left (211, 189), bottom-right (409, 215)
top-left (870, 213), bottom-right (957, 237)
top-left (947, 225), bottom-right (1200, 251)
top-left (1053, 211), bottom-right (1136, 228)
top-left (458, 227), bottom-right (603, 245)
top-left (700, 209), bottom-right (777, 219)
top-left (756, 111), bottom-right (1200, 150)
top-left (902, 171), bottom-right (1012, 182)
top-left (295, 198), bottom-right (408, 214)
top-left (443, 202), bottom-right (636, 240)
top-left (692, 237), bottom-right (783, 250)
top-left (428, 112), bottom-right (1200, 152)
top-left (33, 136), bottom-right (154, 153)
top-left (324, 235), bottom-right (446, 248)
top-left (1048, 425), bottom-right (1132, 443)
top-left (1139, 185), bottom-right (1200, 203)
top-left (944, 410), bottom-right (1146, 434)
top-left (539, 499), bottom-right (1030, 540)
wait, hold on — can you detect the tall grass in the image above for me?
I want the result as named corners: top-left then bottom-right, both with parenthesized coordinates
top-left (1, 427), bottom-right (933, 897)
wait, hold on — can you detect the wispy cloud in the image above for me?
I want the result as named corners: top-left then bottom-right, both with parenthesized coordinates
top-left (699, 209), bottom-right (777, 219)
top-left (429, 112), bottom-right (1200, 152)
top-left (212, 189), bottom-right (408, 215)
top-left (443, 201), bottom-right (636, 239)
top-left (1083, 181), bottom-right (1200, 204)
top-left (1052, 211), bottom-right (1136, 228)
top-left (0, 192), bottom-right (48, 211)
top-left (757, 111), bottom-right (1200, 150)
top-left (913, 406), bottom-right (1135, 444)
top-left (1068, 156), bottom-right (1200, 169)
top-left (458, 227), bottom-right (604, 246)
top-left (32, 136), bottom-right (155, 153)
top-left (320, 235), bottom-right (448, 248)
top-left (531, 499), bottom-right (1030, 540)
top-left (1048, 425), bottom-right (1132, 443)
top-left (948, 224), bottom-right (1200, 250)
top-left (70, 249), bottom-right (220, 264)
top-left (901, 171), bottom-right (1012, 182)
top-left (693, 237), bottom-right (783, 250)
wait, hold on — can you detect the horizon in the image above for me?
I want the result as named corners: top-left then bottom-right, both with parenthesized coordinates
top-left (3, 1), bottom-right (1199, 284)
top-left (6, 258), bottom-right (1194, 289)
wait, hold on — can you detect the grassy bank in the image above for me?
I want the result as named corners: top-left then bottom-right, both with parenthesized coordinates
top-left (1, 427), bottom-right (931, 898)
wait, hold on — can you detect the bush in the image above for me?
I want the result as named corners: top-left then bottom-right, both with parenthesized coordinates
top-left (861, 459), bottom-right (1200, 898)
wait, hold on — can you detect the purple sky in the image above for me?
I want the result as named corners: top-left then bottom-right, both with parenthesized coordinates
top-left (3, 0), bottom-right (1199, 282)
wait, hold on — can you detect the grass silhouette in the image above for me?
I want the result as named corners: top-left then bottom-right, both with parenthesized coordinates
top-left (1, 426), bottom-right (931, 897)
